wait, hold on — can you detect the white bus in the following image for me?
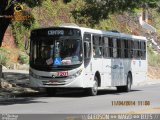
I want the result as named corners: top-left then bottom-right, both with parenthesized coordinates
top-left (29, 24), bottom-right (147, 96)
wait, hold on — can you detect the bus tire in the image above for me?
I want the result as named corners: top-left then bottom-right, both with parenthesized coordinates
top-left (117, 73), bottom-right (132, 92)
top-left (126, 73), bottom-right (132, 92)
top-left (46, 88), bottom-right (57, 96)
top-left (86, 76), bottom-right (98, 96)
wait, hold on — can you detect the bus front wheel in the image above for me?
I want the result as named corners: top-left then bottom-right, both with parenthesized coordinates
top-left (85, 76), bottom-right (98, 96)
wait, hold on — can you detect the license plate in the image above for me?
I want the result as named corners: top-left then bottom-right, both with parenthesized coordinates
top-left (57, 71), bottom-right (68, 77)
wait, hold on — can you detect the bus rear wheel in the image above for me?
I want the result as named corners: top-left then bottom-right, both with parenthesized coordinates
top-left (85, 76), bottom-right (98, 96)
top-left (117, 73), bottom-right (132, 92)
top-left (46, 88), bottom-right (57, 96)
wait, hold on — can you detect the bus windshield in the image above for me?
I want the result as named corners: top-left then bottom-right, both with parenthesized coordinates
top-left (30, 37), bottom-right (82, 68)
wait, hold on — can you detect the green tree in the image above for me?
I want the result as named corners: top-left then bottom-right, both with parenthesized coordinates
top-left (72, 0), bottom-right (159, 27)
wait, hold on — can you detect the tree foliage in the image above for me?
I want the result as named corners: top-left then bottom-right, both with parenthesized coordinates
top-left (72, 0), bottom-right (159, 27)
top-left (18, 0), bottom-right (44, 8)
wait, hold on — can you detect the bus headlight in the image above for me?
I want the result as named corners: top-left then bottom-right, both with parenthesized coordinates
top-left (72, 69), bottom-right (83, 77)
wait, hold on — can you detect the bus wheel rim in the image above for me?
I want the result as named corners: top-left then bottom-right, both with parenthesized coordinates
top-left (93, 81), bottom-right (98, 93)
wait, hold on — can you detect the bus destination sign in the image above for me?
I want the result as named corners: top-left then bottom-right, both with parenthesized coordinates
top-left (48, 30), bottom-right (64, 35)
top-left (31, 28), bottom-right (81, 37)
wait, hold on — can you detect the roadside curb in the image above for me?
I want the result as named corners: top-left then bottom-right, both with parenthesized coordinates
top-left (134, 79), bottom-right (160, 87)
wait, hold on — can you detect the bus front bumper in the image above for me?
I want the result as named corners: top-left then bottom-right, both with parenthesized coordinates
top-left (29, 75), bottom-right (93, 88)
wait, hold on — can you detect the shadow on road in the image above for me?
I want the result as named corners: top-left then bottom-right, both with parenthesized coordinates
top-left (0, 89), bottom-right (141, 106)
top-left (97, 89), bottom-right (141, 95)
top-left (0, 97), bottom-right (47, 106)
top-left (16, 89), bottom-right (142, 98)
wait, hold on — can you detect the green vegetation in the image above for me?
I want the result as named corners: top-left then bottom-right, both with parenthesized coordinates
top-left (18, 53), bottom-right (29, 64)
top-left (72, 0), bottom-right (159, 27)
top-left (148, 45), bottom-right (160, 66)
top-left (0, 48), bottom-right (10, 66)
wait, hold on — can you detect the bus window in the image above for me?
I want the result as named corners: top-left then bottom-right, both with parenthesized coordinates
top-left (93, 35), bottom-right (99, 45)
top-left (104, 37), bottom-right (109, 47)
top-left (130, 40), bottom-right (134, 58)
top-left (132, 40), bottom-right (140, 59)
top-left (141, 41), bottom-right (146, 60)
top-left (93, 46), bottom-right (102, 57)
top-left (124, 39), bottom-right (128, 58)
top-left (108, 37), bottom-right (113, 57)
top-left (103, 37), bottom-right (109, 58)
top-left (113, 38), bottom-right (117, 58)
top-left (120, 39), bottom-right (125, 58)
top-left (93, 35), bottom-right (102, 58)
top-left (117, 39), bottom-right (121, 58)
top-left (137, 40), bottom-right (141, 59)
top-left (83, 33), bottom-right (91, 67)
top-left (128, 40), bottom-right (132, 58)
top-left (84, 33), bottom-right (91, 59)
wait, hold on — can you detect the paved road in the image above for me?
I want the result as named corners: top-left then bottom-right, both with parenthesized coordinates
top-left (0, 84), bottom-right (160, 114)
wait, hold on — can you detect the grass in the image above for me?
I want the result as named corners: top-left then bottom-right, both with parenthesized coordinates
top-left (147, 45), bottom-right (160, 67)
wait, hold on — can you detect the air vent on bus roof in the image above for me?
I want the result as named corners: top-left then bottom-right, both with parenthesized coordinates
top-left (59, 23), bottom-right (79, 27)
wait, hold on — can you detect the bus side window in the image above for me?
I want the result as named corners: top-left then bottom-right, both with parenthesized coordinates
top-left (83, 33), bottom-right (91, 67)
top-left (83, 33), bottom-right (91, 59)
top-left (141, 41), bottom-right (146, 60)
top-left (138, 40), bottom-right (141, 58)
top-left (121, 39), bottom-right (125, 58)
top-left (130, 40), bottom-right (134, 58)
top-left (117, 39), bottom-right (121, 58)
top-left (133, 40), bottom-right (138, 59)
top-left (113, 38), bottom-right (117, 58)
top-left (93, 35), bottom-right (102, 58)
top-left (103, 37), bottom-right (109, 58)
top-left (108, 37), bottom-right (113, 57)
top-left (124, 39), bottom-right (128, 58)
top-left (128, 40), bottom-right (132, 58)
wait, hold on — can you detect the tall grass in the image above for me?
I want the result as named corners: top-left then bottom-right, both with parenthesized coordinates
top-left (148, 46), bottom-right (160, 66)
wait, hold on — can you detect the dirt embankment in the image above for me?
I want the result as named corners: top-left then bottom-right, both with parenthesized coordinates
top-left (148, 66), bottom-right (160, 80)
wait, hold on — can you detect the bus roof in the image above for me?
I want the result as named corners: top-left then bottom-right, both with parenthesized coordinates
top-left (60, 25), bottom-right (147, 41)
top-left (32, 25), bottom-right (147, 41)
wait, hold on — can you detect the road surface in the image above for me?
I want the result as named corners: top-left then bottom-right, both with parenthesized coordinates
top-left (0, 84), bottom-right (160, 114)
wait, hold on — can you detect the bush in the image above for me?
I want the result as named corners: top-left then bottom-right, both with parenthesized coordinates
top-left (18, 54), bottom-right (29, 64)
top-left (0, 54), bottom-right (8, 66)
top-left (0, 48), bottom-right (9, 66)
top-left (148, 46), bottom-right (160, 67)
